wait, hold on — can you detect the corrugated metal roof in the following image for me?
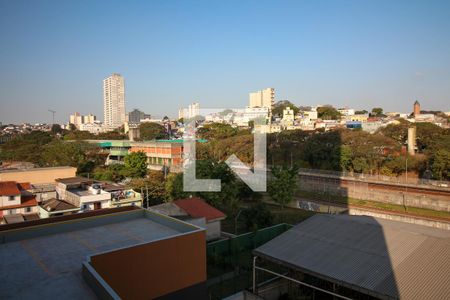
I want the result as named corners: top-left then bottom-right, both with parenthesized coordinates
top-left (254, 214), bottom-right (450, 300)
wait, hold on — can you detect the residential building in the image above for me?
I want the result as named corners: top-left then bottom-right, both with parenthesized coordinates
top-left (179, 102), bottom-right (200, 119)
top-left (69, 112), bottom-right (83, 127)
top-left (102, 183), bottom-right (142, 208)
top-left (189, 102), bottom-right (200, 118)
top-left (362, 121), bottom-right (384, 133)
top-left (103, 73), bottom-right (126, 129)
top-left (303, 108), bottom-right (318, 120)
top-left (347, 113), bottom-right (369, 122)
top-left (281, 106), bottom-right (295, 126)
top-left (414, 113), bottom-right (435, 123)
top-left (78, 121), bottom-right (106, 134)
top-left (0, 207), bottom-right (207, 299)
top-left (127, 108), bottom-right (151, 123)
top-left (0, 181), bottom-right (39, 224)
top-left (337, 108), bottom-right (355, 116)
top-left (38, 198), bottom-right (79, 218)
top-left (232, 107), bottom-right (269, 127)
top-left (249, 88), bottom-right (275, 109)
top-left (150, 197), bottom-right (226, 241)
top-left (69, 113), bottom-right (97, 129)
top-left (55, 177), bottom-right (111, 211)
top-left (346, 121), bottom-right (362, 129)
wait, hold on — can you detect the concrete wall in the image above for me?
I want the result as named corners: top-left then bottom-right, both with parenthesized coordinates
top-left (0, 167), bottom-right (77, 184)
top-left (349, 208), bottom-right (450, 230)
top-left (89, 230), bottom-right (207, 299)
top-left (298, 175), bottom-right (450, 212)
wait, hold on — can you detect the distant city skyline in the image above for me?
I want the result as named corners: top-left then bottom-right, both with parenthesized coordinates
top-left (1, 0), bottom-right (450, 124)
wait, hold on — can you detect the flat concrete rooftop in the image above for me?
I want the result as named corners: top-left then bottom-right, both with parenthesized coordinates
top-left (0, 209), bottom-right (200, 299)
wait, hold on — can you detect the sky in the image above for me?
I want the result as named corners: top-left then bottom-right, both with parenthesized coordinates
top-left (1, 0), bottom-right (450, 124)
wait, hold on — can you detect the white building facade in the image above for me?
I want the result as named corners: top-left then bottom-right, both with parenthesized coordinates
top-left (103, 73), bottom-right (126, 129)
top-left (249, 88), bottom-right (275, 109)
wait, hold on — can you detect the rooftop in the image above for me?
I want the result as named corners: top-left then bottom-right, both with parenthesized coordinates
top-left (174, 197), bottom-right (226, 221)
top-left (55, 177), bottom-right (93, 185)
top-left (0, 181), bottom-right (21, 196)
top-left (0, 207), bottom-right (201, 299)
top-left (254, 214), bottom-right (450, 300)
top-left (40, 198), bottom-right (79, 212)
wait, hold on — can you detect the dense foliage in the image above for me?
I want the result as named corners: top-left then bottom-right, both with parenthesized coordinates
top-left (139, 122), bottom-right (168, 140)
top-left (268, 165), bottom-right (299, 208)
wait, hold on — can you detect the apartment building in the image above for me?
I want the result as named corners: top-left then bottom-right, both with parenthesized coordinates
top-left (103, 73), bottom-right (126, 129)
top-left (249, 88), bottom-right (275, 109)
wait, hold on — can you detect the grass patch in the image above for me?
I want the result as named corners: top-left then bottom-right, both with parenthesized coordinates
top-left (266, 203), bottom-right (317, 225)
top-left (221, 202), bottom-right (316, 235)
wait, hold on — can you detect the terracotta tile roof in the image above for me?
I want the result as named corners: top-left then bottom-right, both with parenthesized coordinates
top-left (174, 197), bottom-right (226, 221)
top-left (41, 198), bottom-right (78, 212)
top-left (17, 182), bottom-right (32, 190)
top-left (0, 181), bottom-right (21, 196)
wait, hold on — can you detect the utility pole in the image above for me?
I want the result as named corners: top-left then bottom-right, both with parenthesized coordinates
top-left (146, 184), bottom-right (149, 208)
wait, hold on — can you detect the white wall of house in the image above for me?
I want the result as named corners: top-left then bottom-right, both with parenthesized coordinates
top-left (80, 199), bottom-right (111, 211)
top-left (0, 195), bottom-right (21, 207)
top-left (206, 220), bottom-right (222, 241)
top-left (1, 205), bottom-right (38, 216)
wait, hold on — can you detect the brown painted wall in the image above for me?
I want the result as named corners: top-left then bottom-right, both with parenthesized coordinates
top-left (0, 167), bottom-right (77, 184)
top-left (90, 230), bottom-right (206, 300)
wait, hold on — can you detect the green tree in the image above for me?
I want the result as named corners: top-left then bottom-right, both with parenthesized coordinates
top-left (51, 124), bottom-right (62, 135)
top-left (197, 123), bottom-right (238, 140)
top-left (268, 165), bottom-right (299, 209)
top-left (165, 172), bottom-right (189, 201)
top-left (431, 149), bottom-right (450, 180)
top-left (371, 107), bottom-right (384, 116)
top-left (355, 110), bottom-right (368, 114)
top-left (130, 171), bottom-right (167, 206)
top-left (139, 122), bottom-right (168, 140)
top-left (241, 203), bottom-right (274, 231)
top-left (352, 157), bottom-right (369, 173)
top-left (124, 151), bottom-right (148, 178)
top-left (0, 131), bottom-right (53, 164)
top-left (272, 100), bottom-right (299, 117)
top-left (317, 106), bottom-right (341, 120)
top-left (93, 164), bottom-right (127, 182)
top-left (41, 140), bottom-right (98, 168)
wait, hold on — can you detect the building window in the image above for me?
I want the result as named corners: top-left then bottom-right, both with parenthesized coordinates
top-left (25, 207), bottom-right (32, 213)
top-left (9, 209), bottom-right (16, 215)
top-left (9, 196), bottom-right (15, 201)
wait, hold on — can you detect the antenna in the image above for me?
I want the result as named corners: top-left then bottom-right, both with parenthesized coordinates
top-left (48, 109), bottom-right (56, 124)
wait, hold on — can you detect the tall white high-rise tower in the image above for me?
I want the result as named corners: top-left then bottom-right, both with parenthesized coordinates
top-left (103, 73), bottom-right (126, 129)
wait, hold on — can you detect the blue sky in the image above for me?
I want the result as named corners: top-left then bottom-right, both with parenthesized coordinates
top-left (1, 0), bottom-right (449, 124)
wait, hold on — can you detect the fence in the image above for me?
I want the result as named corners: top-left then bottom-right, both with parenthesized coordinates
top-left (207, 223), bottom-right (292, 299)
top-left (298, 168), bottom-right (449, 188)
